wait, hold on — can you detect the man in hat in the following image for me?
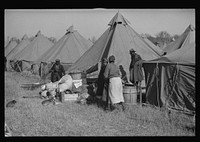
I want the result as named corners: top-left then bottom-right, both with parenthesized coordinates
top-left (129, 48), bottom-right (142, 84)
top-left (49, 59), bottom-right (65, 83)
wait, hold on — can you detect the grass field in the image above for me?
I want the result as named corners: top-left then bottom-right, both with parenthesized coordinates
top-left (4, 71), bottom-right (195, 136)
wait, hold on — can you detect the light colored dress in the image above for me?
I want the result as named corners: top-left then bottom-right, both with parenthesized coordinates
top-left (104, 62), bottom-right (124, 104)
top-left (109, 77), bottom-right (124, 104)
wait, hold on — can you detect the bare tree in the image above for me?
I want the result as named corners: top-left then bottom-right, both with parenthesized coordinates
top-left (29, 36), bottom-right (35, 42)
top-left (48, 37), bottom-right (57, 43)
top-left (172, 34), bottom-right (180, 41)
top-left (10, 37), bottom-right (20, 44)
top-left (154, 31), bottom-right (176, 49)
top-left (155, 31), bottom-right (172, 43)
top-left (140, 33), bottom-right (152, 38)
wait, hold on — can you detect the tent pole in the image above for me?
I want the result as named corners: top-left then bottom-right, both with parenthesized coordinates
top-left (40, 63), bottom-right (42, 77)
top-left (139, 81), bottom-right (142, 107)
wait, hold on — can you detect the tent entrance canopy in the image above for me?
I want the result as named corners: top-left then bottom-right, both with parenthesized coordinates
top-left (142, 61), bottom-right (195, 114)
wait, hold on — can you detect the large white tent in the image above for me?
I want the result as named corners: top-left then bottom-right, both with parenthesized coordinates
top-left (68, 12), bottom-right (161, 82)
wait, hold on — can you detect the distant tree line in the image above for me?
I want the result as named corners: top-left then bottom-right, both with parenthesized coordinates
top-left (88, 32), bottom-right (180, 48)
top-left (141, 31), bottom-right (180, 49)
top-left (5, 36), bottom-right (57, 46)
top-left (6, 31), bottom-right (180, 49)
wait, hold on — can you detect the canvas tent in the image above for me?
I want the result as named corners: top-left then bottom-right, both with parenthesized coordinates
top-left (12, 31), bottom-right (53, 73)
top-left (5, 36), bottom-right (10, 48)
top-left (6, 34), bottom-right (30, 61)
top-left (142, 37), bottom-right (163, 56)
top-left (36, 25), bottom-right (92, 67)
top-left (67, 12), bottom-right (161, 82)
top-left (13, 31), bottom-right (53, 62)
top-left (142, 25), bottom-right (195, 114)
top-left (161, 24), bottom-right (195, 55)
top-left (5, 40), bottom-right (18, 57)
top-left (35, 26), bottom-right (92, 77)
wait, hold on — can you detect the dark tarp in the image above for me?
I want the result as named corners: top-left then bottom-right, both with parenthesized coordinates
top-left (143, 40), bottom-right (195, 114)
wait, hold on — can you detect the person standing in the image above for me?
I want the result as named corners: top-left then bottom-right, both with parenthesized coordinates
top-left (96, 58), bottom-right (108, 108)
top-left (129, 48), bottom-right (142, 84)
top-left (49, 59), bottom-right (65, 83)
top-left (104, 55), bottom-right (125, 111)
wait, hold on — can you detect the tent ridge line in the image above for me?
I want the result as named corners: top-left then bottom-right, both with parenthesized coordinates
top-left (98, 25), bottom-right (115, 64)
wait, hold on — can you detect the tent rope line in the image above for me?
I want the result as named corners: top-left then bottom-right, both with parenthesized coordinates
top-left (164, 64), bottom-right (176, 109)
top-left (166, 63), bottom-right (180, 110)
top-left (99, 24), bottom-right (115, 62)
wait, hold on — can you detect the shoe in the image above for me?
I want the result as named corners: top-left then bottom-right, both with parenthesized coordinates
top-left (54, 101), bottom-right (61, 105)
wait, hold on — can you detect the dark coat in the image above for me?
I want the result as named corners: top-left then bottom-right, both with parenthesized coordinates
top-left (134, 60), bottom-right (144, 83)
top-left (50, 63), bottom-right (65, 82)
top-left (96, 65), bottom-right (107, 97)
top-left (129, 53), bottom-right (142, 83)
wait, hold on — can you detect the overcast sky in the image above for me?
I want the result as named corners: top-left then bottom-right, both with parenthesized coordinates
top-left (5, 9), bottom-right (195, 42)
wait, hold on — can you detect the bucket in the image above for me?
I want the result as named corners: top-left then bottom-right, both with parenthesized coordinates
top-left (123, 85), bottom-right (137, 104)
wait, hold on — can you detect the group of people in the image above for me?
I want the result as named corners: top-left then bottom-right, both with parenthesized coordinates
top-left (95, 48), bottom-right (143, 111)
top-left (96, 55), bottom-right (125, 111)
top-left (40, 48), bottom-right (142, 111)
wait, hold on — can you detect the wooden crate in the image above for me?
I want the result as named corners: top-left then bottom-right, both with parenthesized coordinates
top-left (61, 93), bottom-right (78, 102)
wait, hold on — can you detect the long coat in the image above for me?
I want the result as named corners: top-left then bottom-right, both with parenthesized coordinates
top-left (129, 53), bottom-right (142, 83)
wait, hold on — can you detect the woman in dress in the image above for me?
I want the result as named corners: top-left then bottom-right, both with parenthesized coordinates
top-left (104, 55), bottom-right (125, 111)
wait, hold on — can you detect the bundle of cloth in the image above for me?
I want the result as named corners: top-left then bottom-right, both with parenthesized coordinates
top-left (39, 73), bottom-right (89, 102)
top-left (40, 74), bottom-right (73, 98)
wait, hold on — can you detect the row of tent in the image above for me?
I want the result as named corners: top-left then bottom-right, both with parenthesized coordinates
top-left (5, 26), bottom-right (92, 65)
top-left (5, 12), bottom-right (195, 114)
